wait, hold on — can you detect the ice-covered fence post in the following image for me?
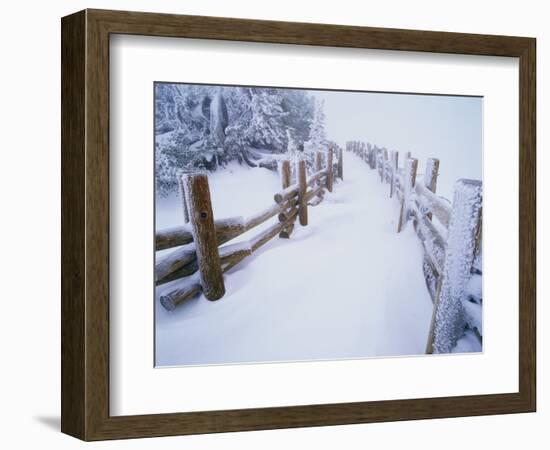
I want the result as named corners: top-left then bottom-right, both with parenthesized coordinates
top-left (326, 147), bottom-right (334, 192)
top-left (178, 175), bottom-right (190, 223)
top-left (315, 150), bottom-right (322, 172)
top-left (379, 149), bottom-right (384, 182)
top-left (427, 179), bottom-right (482, 354)
top-left (382, 148), bottom-right (389, 183)
top-left (397, 157), bottom-right (418, 233)
top-left (424, 158), bottom-right (440, 220)
top-left (315, 151), bottom-right (323, 200)
top-left (183, 174), bottom-right (225, 300)
top-left (338, 147), bottom-right (344, 180)
top-left (390, 151), bottom-right (399, 198)
top-left (297, 159), bottom-right (308, 226)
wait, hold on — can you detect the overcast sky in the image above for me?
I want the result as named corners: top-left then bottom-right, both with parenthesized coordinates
top-left (312, 90), bottom-right (482, 200)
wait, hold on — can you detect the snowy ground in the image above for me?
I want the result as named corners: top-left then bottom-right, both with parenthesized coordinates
top-left (155, 152), bottom-right (433, 366)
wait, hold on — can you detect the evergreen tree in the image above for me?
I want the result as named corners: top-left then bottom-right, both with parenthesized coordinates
top-left (155, 84), bottom-right (318, 195)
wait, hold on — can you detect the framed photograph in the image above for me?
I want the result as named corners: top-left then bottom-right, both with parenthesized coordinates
top-left (61, 9), bottom-right (536, 440)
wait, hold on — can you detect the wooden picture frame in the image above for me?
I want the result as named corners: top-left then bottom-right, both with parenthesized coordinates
top-left (61, 9), bottom-right (536, 441)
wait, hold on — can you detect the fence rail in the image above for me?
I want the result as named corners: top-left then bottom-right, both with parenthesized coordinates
top-left (347, 140), bottom-right (483, 354)
top-left (156, 147), bottom-right (344, 311)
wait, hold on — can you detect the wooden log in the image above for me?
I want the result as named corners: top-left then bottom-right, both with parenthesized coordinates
top-left (274, 184), bottom-right (299, 204)
top-left (156, 260), bottom-right (198, 286)
top-left (297, 159), bottom-right (308, 226)
top-left (155, 224), bottom-right (193, 250)
top-left (184, 174), bottom-right (225, 301)
top-left (281, 159), bottom-right (291, 190)
top-left (155, 217), bottom-right (245, 251)
top-left (160, 276), bottom-right (202, 311)
top-left (156, 240), bottom-right (256, 286)
top-left (428, 179), bottom-right (483, 354)
top-left (155, 244), bottom-right (196, 284)
top-left (252, 209), bottom-right (298, 251)
top-left (415, 183), bottom-right (451, 228)
top-left (245, 198), bottom-right (296, 231)
top-left (306, 169), bottom-right (327, 188)
top-left (279, 224), bottom-right (295, 239)
top-left (278, 207), bottom-right (298, 222)
top-left (219, 241), bottom-right (253, 273)
top-left (326, 147), bottom-right (334, 192)
top-left (160, 214), bottom-right (297, 310)
top-left (305, 185), bottom-right (325, 203)
top-left (424, 158), bottom-right (440, 220)
top-left (397, 157), bottom-right (418, 232)
top-left (178, 175), bottom-right (190, 223)
top-left (337, 147), bottom-right (344, 180)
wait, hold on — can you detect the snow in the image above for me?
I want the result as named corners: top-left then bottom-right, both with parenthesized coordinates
top-left (155, 153), bottom-right (434, 366)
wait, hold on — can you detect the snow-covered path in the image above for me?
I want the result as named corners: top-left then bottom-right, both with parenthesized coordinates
top-left (155, 152), bottom-right (433, 366)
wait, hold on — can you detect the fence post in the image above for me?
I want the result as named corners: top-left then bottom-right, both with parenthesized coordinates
top-left (426, 179), bottom-right (482, 353)
top-left (379, 149), bottom-right (384, 183)
top-left (297, 159), bottom-right (308, 226)
top-left (382, 148), bottom-right (388, 182)
top-left (183, 174), bottom-right (225, 300)
top-left (178, 175), bottom-right (190, 223)
top-left (279, 159), bottom-right (294, 238)
top-left (313, 151), bottom-right (323, 202)
top-left (397, 157), bottom-right (418, 232)
top-left (315, 151), bottom-right (322, 172)
top-left (424, 158), bottom-right (440, 220)
top-left (390, 151), bottom-right (398, 198)
top-left (326, 147), bottom-right (334, 192)
top-left (281, 159), bottom-right (291, 190)
top-left (338, 147), bottom-right (344, 180)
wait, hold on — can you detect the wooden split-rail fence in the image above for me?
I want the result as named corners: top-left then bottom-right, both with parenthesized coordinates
top-left (347, 141), bottom-right (483, 354)
top-left (156, 147), bottom-right (344, 311)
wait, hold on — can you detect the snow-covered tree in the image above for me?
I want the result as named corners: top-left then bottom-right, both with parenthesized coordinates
top-left (303, 98), bottom-right (328, 168)
top-left (155, 84), bottom-right (316, 195)
top-left (306, 99), bottom-right (327, 152)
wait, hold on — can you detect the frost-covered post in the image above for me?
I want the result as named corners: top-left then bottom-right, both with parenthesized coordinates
top-left (337, 147), bottom-right (344, 180)
top-left (427, 180), bottom-right (482, 353)
top-left (390, 151), bottom-right (398, 199)
top-left (183, 174), bottom-right (225, 300)
top-left (178, 175), bottom-right (190, 223)
top-left (424, 158), bottom-right (440, 220)
top-left (315, 151), bottom-right (322, 172)
top-left (382, 148), bottom-right (389, 183)
top-left (326, 147), bottom-right (334, 192)
top-left (397, 157), bottom-right (418, 233)
top-left (297, 159), bottom-right (308, 226)
top-left (314, 151), bottom-right (324, 202)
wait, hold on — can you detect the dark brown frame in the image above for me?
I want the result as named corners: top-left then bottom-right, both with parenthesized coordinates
top-left (61, 9), bottom-right (536, 441)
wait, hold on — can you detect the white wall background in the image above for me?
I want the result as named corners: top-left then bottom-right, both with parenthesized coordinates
top-left (0, 0), bottom-right (545, 448)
